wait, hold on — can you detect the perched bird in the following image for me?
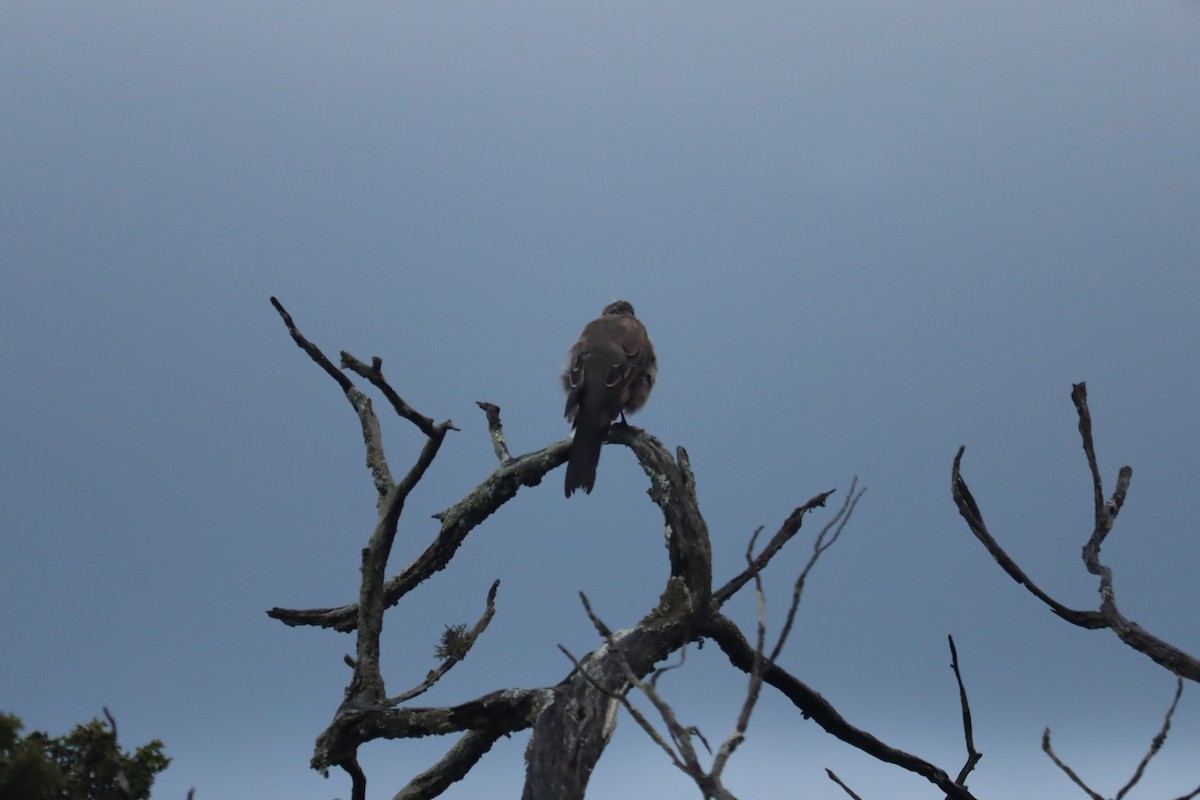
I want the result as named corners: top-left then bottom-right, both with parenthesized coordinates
top-left (562, 300), bottom-right (657, 496)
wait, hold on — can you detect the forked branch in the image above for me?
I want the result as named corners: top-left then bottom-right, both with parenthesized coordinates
top-left (1043, 678), bottom-right (1193, 800)
top-left (952, 382), bottom-right (1200, 683)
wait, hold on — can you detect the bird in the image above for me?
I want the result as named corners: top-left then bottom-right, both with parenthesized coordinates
top-left (562, 300), bottom-right (657, 496)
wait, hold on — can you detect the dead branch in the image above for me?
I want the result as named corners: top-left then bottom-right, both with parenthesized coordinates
top-left (703, 614), bottom-right (979, 800)
top-left (341, 351), bottom-right (448, 439)
top-left (947, 635), bottom-right (982, 788)
top-left (769, 480), bottom-right (863, 665)
top-left (705, 528), bottom-right (772, 790)
top-left (266, 439), bottom-right (568, 631)
top-left (951, 448), bottom-right (1104, 629)
top-left (102, 706), bottom-right (118, 739)
top-left (952, 383), bottom-right (1200, 683)
top-left (826, 769), bottom-right (865, 800)
top-left (270, 297), bottom-right (355, 394)
top-left (1117, 678), bottom-right (1184, 799)
top-left (391, 728), bottom-right (516, 800)
top-left (1042, 727), bottom-right (1106, 800)
top-left (313, 688), bottom-right (554, 775)
top-left (713, 490), bottom-right (836, 606)
top-left (475, 401), bottom-right (512, 464)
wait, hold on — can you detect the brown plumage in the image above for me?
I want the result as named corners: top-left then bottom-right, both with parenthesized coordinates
top-left (562, 300), bottom-right (657, 496)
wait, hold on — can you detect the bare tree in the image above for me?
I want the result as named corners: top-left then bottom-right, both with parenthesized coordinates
top-left (265, 299), bottom-right (983, 800)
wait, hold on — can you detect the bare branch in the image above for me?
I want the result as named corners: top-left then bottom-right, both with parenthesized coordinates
top-left (947, 635), bottom-right (982, 788)
top-left (102, 706), bottom-right (118, 739)
top-left (951, 446), bottom-right (1105, 629)
top-left (475, 401), bottom-right (512, 463)
top-left (351, 416), bottom-right (454, 703)
top-left (341, 351), bottom-right (453, 439)
top-left (271, 297), bottom-right (355, 394)
top-left (1042, 728), bottom-right (1104, 800)
top-left (271, 297), bottom-right (396, 501)
top-left (648, 642), bottom-right (688, 690)
top-left (709, 527), bottom-right (771, 782)
top-left (273, 428), bottom-right (713, 635)
top-left (1116, 677), bottom-right (1184, 800)
top-left (714, 489), bottom-right (836, 606)
top-left (268, 439), bottom-right (571, 631)
top-left (703, 614), bottom-right (979, 800)
top-left (954, 384), bottom-right (1200, 683)
top-left (826, 769), bottom-right (865, 800)
top-left (340, 755), bottom-right (367, 800)
top-left (313, 688), bottom-right (553, 774)
top-left (1045, 679), bottom-right (1188, 800)
top-left (391, 728), bottom-right (511, 800)
top-left (770, 480), bottom-right (864, 664)
top-left (716, 483), bottom-right (862, 787)
top-left (1070, 382), bottom-right (1107, 521)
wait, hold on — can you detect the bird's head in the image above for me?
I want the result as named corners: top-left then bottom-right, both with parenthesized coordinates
top-left (602, 300), bottom-right (636, 317)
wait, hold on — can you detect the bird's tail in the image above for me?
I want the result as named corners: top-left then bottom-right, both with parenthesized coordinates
top-left (564, 421), bottom-right (606, 496)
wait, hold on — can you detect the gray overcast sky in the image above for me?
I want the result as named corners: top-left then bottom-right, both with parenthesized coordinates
top-left (2, 2), bottom-right (1199, 799)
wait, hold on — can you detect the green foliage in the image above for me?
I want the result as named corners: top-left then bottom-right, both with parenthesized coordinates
top-left (0, 711), bottom-right (169, 800)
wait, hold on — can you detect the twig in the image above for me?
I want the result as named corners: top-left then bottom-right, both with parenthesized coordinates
top-left (475, 402), bottom-right (512, 463)
top-left (769, 480), bottom-right (864, 664)
top-left (1042, 728), bottom-right (1104, 800)
top-left (102, 706), bottom-right (118, 739)
top-left (709, 527), bottom-right (772, 782)
top-left (947, 635), bottom-right (982, 787)
top-left (270, 298), bottom-right (395, 503)
top-left (1116, 677), bottom-right (1184, 800)
top-left (341, 352), bottom-right (453, 439)
top-left (826, 769), bottom-right (865, 800)
top-left (270, 297), bottom-right (355, 393)
top-left (648, 643), bottom-right (688, 690)
top-left (713, 489), bottom-right (836, 606)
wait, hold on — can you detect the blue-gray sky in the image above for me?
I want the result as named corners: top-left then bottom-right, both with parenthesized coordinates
top-left (3, 3), bottom-right (1199, 798)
